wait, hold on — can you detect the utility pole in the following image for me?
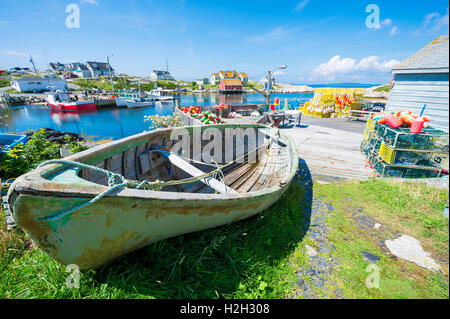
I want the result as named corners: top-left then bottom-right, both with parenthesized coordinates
top-left (106, 54), bottom-right (115, 92)
top-left (266, 70), bottom-right (272, 106)
top-left (265, 65), bottom-right (287, 106)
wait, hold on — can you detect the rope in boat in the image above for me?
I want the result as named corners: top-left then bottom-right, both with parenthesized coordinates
top-left (1, 178), bottom-right (15, 193)
top-left (37, 158), bottom-right (230, 221)
top-left (36, 130), bottom-right (279, 221)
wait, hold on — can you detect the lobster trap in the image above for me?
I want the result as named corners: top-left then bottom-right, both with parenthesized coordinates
top-left (372, 156), bottom-right (444, 178)
top-left (379, 143), bottom-right (449, 170)
top-left (375, 124), bottom-right (449, 152)
top-left (362, 120), bottom-right (449, 179)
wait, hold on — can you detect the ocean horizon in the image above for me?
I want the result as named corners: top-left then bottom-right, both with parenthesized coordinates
top-left (292, 83), bottom-right (381, 88)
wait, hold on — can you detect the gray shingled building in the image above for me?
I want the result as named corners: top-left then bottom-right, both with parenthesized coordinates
top-left (387, 35), bottom-right (449, 132)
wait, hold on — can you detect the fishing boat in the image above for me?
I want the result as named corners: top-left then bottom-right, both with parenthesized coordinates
top-left (149, 88), bottom-right (176, 101)
top-left (46, 90), bottom-right (97, 112)
top-left (7, 124), bottom-right (298, 269)
top-left (115, 88), bottom-right (155, 109)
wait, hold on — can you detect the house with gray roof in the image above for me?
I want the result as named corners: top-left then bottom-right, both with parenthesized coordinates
top-left (74, 63), bottom-right (91, 78)
top-left (150, 70), bottom-right (175, 81)
top-left (86, 61), bottom-right (114, 78)
top-left (387, 35), bottom-right (449, 132)
top-left (49, 62), bottom-right (92, 78)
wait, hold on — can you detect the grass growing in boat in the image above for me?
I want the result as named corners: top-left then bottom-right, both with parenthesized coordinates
top-left (0, 177), bottom-right (448, 299)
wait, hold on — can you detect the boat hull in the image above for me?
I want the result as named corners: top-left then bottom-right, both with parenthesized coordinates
top-left (7, 124), bottom-right (298, 269)
top-left (115, 97), bottom-right (155, 108)
top-left (126, 101), bottom-right (155, 108)
top-left (48, 101), bottom-right (97, 112)
top-left (11, 186), bottom-right (287, 269)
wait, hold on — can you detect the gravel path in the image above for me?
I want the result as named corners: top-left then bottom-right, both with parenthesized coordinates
top-left (290, 160), bottom-right (343, 299)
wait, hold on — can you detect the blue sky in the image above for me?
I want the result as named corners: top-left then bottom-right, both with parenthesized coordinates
top-left (0, 0), bottom-right (448, 84)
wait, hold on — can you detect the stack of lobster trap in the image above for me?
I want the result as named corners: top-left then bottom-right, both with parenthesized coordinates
top-left (361, 118), bottom-right (449, 178)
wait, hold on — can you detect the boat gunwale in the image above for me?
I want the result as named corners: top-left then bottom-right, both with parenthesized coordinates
top-left (8, 124), bottom-right (298, 202)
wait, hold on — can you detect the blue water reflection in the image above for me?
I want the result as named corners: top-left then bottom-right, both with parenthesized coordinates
top-left (0, 93), bottom-right (313, 140)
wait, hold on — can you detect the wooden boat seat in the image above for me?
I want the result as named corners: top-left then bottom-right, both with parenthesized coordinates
top-left (156, 150), bottom-right (238, 195)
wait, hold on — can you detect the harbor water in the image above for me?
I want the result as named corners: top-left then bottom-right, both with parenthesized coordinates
top-left (0, 93), bottom-right (313, 140)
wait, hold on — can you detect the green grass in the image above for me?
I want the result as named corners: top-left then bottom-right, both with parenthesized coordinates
top-left (314, 179), bottom-right (449, 299)
top-left (0, 182), bottom-right (307, 299)
top-left (374, 85), bottom-right (390, 93)
top-left (0, 78), bottom-right (11, 88)
top-left (3, 88), bottom-right (19, 94)
top-left (203, 84), bottom-right (219, 90)
top-left (0, 178), bottom-right (448, 299)
top-left (72, 78), bottom-right (190, 92)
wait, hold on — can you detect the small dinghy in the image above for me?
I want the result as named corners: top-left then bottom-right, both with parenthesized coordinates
top-left (7, 124), bottom-right (297, 269)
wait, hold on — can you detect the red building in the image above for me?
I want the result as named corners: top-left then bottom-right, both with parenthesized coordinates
top-left (0, 70), bottom-right (6, 75)
top-left (219, 79), bottom-right (242, 93)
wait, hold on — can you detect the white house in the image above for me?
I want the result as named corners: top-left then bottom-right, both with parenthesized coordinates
top-left (10, 77), bottom-right (67, 92)
top-left (210, 73), bottom-right (220, 85)
top-left (150, 70), bottom-right (175, 81)
top-left (196, 78), bottom-right (209, 85)
top-left (239, 72), bottom-right (249, 85)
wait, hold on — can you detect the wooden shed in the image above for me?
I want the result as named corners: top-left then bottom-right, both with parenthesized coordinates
top-left (386, 35), bottom-right (449, 132)
top-left (219, 79), bottom-right (242, 93)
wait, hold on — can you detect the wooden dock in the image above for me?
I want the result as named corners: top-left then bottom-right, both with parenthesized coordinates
top-left (95, 97), bottom-right (117, 109)
top-left (281, 118), bottom-right (372, 181)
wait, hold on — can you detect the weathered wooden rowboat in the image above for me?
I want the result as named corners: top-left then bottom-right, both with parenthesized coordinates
top-left (7, 124), bottom-right (298, 269)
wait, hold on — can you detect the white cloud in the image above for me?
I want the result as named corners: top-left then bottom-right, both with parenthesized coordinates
top-left (423, 12), bottom-right (441, 28)
top-left (425, 8), bottom-right (449, 31)
top-left (389, 26), bottom-right (398, 36)
top-left (356, 56), bottom-right (399, 72)
top-left (415, 7), bottom-right (449, 34)
top-left (295, 0), bottom-right (310, 12)
top-left (3, 50), bottom-right (28, 57)
top-left (378, 18), bottom-right (392, 29)
top-left (311, 55), bottom-right (400, 81)
top-left (371, 17), bottom-right (398, 36)
top-left (372, 18), bottom-right (392, 30)
top-left (80, 0), bottom-right (98, 5)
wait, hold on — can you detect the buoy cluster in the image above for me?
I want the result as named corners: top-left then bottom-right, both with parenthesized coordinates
top-left (180, 106), bottom-right (225, 125)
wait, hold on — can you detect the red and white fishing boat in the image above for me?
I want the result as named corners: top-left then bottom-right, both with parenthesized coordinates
top-left (46, 90), bottom-right (97, 112)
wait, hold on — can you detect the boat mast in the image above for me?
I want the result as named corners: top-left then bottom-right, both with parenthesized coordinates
top-left (106, 54), bottom-right (115, 93)
top-left (29, 54), bottom-right (40, 77)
